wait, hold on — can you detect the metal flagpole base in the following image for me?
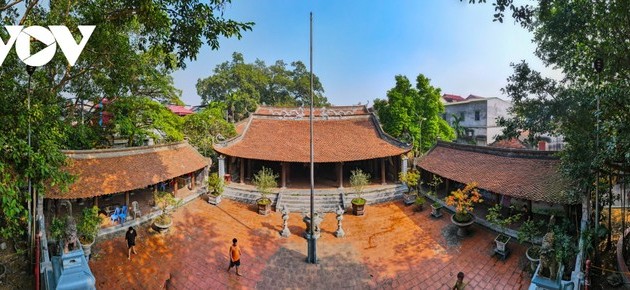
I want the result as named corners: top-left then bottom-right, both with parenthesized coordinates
top-left (306, 236), bottom-right (317, 264)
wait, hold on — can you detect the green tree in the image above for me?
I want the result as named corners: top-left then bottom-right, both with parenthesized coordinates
top-left (182, 102), bottom-right (237, 158)
top-left (107, 96), bottom-right (184, 146)
top-left (196, 52), bottom-right (329, 122)
top-left (373, 74), bottom-right (455, 154)
top-left (0, 0), bottom-right (252, 242)
top-left (465, 0), bottom-right (630, 253)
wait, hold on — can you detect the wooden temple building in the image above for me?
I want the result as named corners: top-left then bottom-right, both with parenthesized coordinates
top-left (417, 141), bottom-right (578, 215)
top-left (213, 106), bottom-right (412, 189)
top-left (45, 142), bottom-right (210, 218)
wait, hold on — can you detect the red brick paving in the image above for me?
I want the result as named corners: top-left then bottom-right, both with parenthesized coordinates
top-left (89, 199), bottom-right (531, 289)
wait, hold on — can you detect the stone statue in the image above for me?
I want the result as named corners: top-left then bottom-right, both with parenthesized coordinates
top-left (538, 215), bottom-right (557, 279)
top-left (64, 216), bottom-right (80, 253)
top-left (280, 205), bottom-right (291, 238)
top-left (335, 205), bottom-right (345, 238)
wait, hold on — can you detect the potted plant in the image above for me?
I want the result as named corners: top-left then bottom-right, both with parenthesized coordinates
top-left (207, 172), bottom-right (225, 205)
top-left (399, 169), bottom-right (421, 205)
top-left (253, 167), bottom-right (277, 216)
top-left (349, 169), bottom-right (370, 216)
top-left (414, 195), bottom-right (426, 211)
top-left (153, 191), bottom-right (182, 233)
top-left (77, 206), bottom-right (102, 259)
top-left (518, 219), bottom-right (544, 272)
top-left (445, 182), bottom-right (483, 237)
top-left (427, 175), bottom-right (444, 218)
top-left (486, 204), bottom-right (522, 254)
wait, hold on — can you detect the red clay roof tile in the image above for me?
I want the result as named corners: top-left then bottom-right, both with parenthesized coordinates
top-left (48, 142), bottom-right (209, 199)
top-left (214, 106), bottom-right (411, 162)
top-left (417, 141), bottom-right (574, 204)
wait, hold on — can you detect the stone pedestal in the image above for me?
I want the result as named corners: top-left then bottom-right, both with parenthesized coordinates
top-left (335, 206), bottom-right (345, 238)
top-left (302, 212), bottom-right (322, 239)
top-left (280, 205), bottom-right (291, 238)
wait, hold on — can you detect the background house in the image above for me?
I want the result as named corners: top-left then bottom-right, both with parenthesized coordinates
top-left (442, 94), bottom-right (512, 146)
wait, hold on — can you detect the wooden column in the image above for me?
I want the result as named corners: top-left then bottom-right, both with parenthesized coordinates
top-left (173, 178), bottom-right (178, 196)
top-left (125, 192), bottom-right (130, 207)
top-left (247, 159), bottom-right (252, 180)
top-left (230, 156), bottom-right (233, 174)
top-left (191, 173), bottom-right (195, 190)
top-left (281, 162), bottom-right (287, 188)
top-left (337, 162), bottom-right (344, 188)
top-left (154, 184), bottom-right (158, 194)
top-left (381, 158), bottom-right (386, 185)
top-left (286, 163), bottom-right (291, 184)
top-left (445, 179), bottom-right (450, 195)
top-left (93, 197), bottom-right (98, 207)
top-left (240, 158), bottom-right (245, 184)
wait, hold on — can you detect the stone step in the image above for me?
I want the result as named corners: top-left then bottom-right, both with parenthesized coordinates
top-left (222, 184), bottom-right (406, 212)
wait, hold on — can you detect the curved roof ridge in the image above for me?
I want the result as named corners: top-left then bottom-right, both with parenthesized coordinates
top-left (434, 141), bottom-right (558, 159)
top-left (63, 142), bottom-right (192, 159)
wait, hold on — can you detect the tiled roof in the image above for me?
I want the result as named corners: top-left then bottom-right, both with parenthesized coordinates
top-left (167, 105), bottom-right (194, 116)
top-left (417, 141), bottom-right (575, 204)
top-left (489, 138), bottom-right (528, 149)
top-left (48, 142), bottom-right (209, 199)
top-left (214, 106), bottom-right (411, 162)
top-left (442, 94), bottom-right (465, 102)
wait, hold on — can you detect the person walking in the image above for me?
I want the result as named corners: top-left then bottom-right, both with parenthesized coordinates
top-left (227, 238), bottom-right (242, 276)
top-left (125, 226), bottom-right (138, 260)
top-left (452, 272), bottom-right (466, 290)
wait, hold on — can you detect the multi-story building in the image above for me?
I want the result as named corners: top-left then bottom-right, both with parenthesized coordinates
top-left (442, 94), bottom-right (512, 146)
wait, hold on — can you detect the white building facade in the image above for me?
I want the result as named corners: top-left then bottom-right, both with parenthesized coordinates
top-left (443, 96), bottom-right (512, 145)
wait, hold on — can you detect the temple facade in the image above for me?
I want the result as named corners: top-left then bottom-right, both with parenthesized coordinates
top-left (213, 106), bottom-right (412, 189)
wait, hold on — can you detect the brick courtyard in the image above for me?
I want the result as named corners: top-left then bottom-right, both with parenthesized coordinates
top-left (89, 198), bottom-right (531, 289)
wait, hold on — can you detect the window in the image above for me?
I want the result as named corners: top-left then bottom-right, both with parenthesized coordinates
top-left (474, 110), bottom-right (480, 121)
top-left (460, 112), bottom-right (465, 121)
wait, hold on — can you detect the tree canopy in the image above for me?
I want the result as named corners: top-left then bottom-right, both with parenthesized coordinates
top-left (196, 52), bottom-right (330, 122)
top-left (182, 103), bottom-right (237, 159)
top-left (373, 74), bottom-right (455, 154)
top-left (0, 0), bottom-right (252, 240)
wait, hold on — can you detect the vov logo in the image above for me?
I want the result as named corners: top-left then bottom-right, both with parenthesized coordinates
top-left (0, 25), bottom-right (95, 67)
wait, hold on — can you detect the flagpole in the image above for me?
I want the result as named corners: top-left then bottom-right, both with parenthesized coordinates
top-left (306, 11), bottom-right (317, 264)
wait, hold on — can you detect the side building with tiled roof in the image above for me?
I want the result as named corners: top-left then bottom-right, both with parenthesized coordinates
top-left (47, 142), bottom-right (210, 212)
top-left (213, 105), bottom-right (412, 188)
top-left (417, 141), bottom-right (577, 217)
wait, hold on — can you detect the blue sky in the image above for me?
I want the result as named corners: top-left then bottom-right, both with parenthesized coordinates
top-left (173, 1), bottom-right (554, 106)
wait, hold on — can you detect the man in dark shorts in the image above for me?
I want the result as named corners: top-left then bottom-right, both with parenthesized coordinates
top-left (125, 227), bottom-right (138, 260)
top-left (227, 238), bottom-right (242, 276)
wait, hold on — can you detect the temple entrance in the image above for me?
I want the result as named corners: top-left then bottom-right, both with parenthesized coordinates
top-left (241, 158), bottom-right (398, 189)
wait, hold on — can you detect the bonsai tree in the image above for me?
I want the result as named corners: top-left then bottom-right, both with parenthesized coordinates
top-left (518, 219), bottom-right (543, 246)
top-left (50, 216), bottom-right (66, 242)
top-left (518, 218), bottom-right (545, 268)
top-left (399, 168), bottom-right (420, 194)
top-left (427, 174), bottom-right (443, 207)
top-left (414, 195), bottom-right (426, 211)
top-left (77, 206), bottom-right (102, 245)
top-left (350, 168), bottom-right (370, 205)
top-left (253, 167), bottom-right (278, 205)
top-left (207, 173), bottom-right (225, 197)
top-left (445, 182), bottom-right (483, 222)
top-left (486, 204), bottom-right (522, 243)
top-left (154, 191), bottom-right (182, 225)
